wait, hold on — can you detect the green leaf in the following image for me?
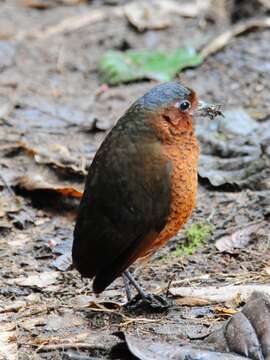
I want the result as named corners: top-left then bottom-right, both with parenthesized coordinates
top-left (99, 48), bottom-right (203, 85)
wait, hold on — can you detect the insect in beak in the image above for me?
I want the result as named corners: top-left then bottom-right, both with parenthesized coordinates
top-left (195, 100), bottom-right (224, 120)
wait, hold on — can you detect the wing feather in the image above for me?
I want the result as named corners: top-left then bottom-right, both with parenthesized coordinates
top-left (72, 115), bottom-right (171, 292)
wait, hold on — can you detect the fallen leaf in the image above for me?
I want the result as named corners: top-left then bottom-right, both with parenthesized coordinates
top-left (114, 333), bottom-right (248, 360)
top-left (205, 292), bottom-right (270, 358)
top-left (0, 323), bottom-right (17, 360)
top-left (170, 284), bottom-right (270, 304)
top-left (113, 292), bottom-right (270, 359)
top-left (0, 300), bottom-right (26, 314)
top-left (52, 252), bottom-right (72, 271)
top-left (22, 0), bottom-right (86, 9)
top-left (124, 0), bottom-right (212, 31)
top-left (124, 2), bottom-right (170, 32)
top-left (214, 306), bottom-right (238, 315)
top-left (8, 233), bottom-right (31, 249)
top-left (175, 297), bottom-right (211, 306)
top-left (216, 108), bottom-right (259, 136)
top-left (157, 0), bottom-right (211, 17)
top-left (215, 222), bottom-right (264, 253)
top-left (22, 0), bottom-right (54, 9)
top-left (29, 332), bottom-right (119, 353)
top-left (70, 295), bottom-right (97, 308)
top-left (9, 271), bottom-right (59, 288)
top-left (46, 312), bottom-right (86, 331)
top-left (8, 95), bottom-right (95, 131)
top-left (20, 316), bottom-right (47, 331)
top-left (19, 172), bottom-right (83, 198)
top-left (20, 141), bottom-right (88, 176)
top-left (99, 48), bottom-right (203, 84)
top-left (0, 218), bottom-right (12, 229)
top-left (197, 108), bottom-right (270, 189)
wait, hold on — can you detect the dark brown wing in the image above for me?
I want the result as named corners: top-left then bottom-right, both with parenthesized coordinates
top-left (72, 114), bottom-right (171, 293)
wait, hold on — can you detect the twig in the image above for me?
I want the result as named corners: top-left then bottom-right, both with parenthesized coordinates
top-left (86, 303), bottom-right (161, 327)
top-left (170, 284), bottom-right (270, 303)
top-left (17, 7), bottom-right (123, 41)
top-left (32, 342), bottom-right (108, 352)
top-left (200, 17), bottom-right (270, 59)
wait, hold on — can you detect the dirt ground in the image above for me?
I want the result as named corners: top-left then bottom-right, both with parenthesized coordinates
top-left (0, 1), bottom-right (270, 359)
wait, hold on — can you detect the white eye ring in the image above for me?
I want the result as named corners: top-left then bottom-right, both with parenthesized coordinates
top-left (175, 100), bottom-right (191, 112)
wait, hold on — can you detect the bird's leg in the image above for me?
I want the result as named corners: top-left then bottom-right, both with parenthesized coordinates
top-left (123, 270), bottom-right (148, 300)
top-left (123, 270), bottom-right (170, 311)
top-left (122, 273), bottom-right (132, 302)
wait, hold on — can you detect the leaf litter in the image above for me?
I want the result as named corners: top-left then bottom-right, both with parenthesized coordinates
top-left (113, 292), bottom-right (270, 360)
top-left (197, 107), bottom-right (270, 189)
top-left (0, 1), bottom-right (270, 359)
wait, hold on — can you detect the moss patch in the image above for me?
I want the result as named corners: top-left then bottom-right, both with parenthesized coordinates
top-left (170, 222), bottom-right (213, 257)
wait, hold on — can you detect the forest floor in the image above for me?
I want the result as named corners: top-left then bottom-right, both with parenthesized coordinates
top-left (0, 1), bottom-right (270, 359)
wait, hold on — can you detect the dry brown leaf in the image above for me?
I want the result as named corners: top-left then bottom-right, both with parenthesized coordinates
top-left (115, 292), bottom-right (270, 359)
top-left (9, 271), bottom-right (59, 288)
top-left (214, 306), bottom-right (238, 315)
top-left (205, 292), bottom-right (270, 358)
top-left (20, 141), bottom-right (87, 176)
top-left (124, 0), bottom-right (211, 32)
top-left (88, 300), bottom-right (122, 311)
top-left (170, 284), bottom-right (270, 304)
top-left (124, 2), bottom-right (170, 31)
top-left (8, 233), bottom-right (32, 249)
top-left (20, 316), bottom-right (47, 331)
top-left (120, 333), bottom-right (247, 360)
top-left (200, 17), bottom-right (270, 59)
top-left (215, 222), bottom-right (264, 253)
top-left (175, 296), bottom-right (211, 306)
top-left (22, 0), bottom-right (86, 8)
top-left (157, 0), bottom-right (211, 17)
top-left (28, 332), bottom-right (118, 352)
top-left (61, 0), bottom-right (87, 4)
top-left (0, 300), bottom-right (26, 314)
top-left (46, 313), bottom-right (87, 331)
top-left (0, 323), bottom-right (17, 360)
top-left (19, 173), bottom-right (83, 198)
top-left (22, 0), bottom-right (54, 9)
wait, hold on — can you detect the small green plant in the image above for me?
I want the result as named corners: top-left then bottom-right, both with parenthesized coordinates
top-left (170, 222), bottom-right (213, 257)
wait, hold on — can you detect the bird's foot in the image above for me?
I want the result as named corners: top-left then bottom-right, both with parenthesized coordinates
top-left (124, 293), bottom-right (170, 312)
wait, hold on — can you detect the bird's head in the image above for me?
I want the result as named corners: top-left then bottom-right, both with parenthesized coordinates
top-left (128, 82), bottom-right (220, 142)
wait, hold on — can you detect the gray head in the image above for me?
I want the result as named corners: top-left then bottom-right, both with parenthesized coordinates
top-left (134, 82), bottom-right (195, 112)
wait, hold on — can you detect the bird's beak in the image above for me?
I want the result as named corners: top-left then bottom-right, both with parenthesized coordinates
top-left (194, 100), bottom-right (224, 120)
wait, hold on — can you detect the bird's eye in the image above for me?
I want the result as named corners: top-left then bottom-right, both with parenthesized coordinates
top-left (178, 100), bottom-right (191, 111)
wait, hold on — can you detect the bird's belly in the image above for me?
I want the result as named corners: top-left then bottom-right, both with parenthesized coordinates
top-left (140, 142), bottom-right (199, 258)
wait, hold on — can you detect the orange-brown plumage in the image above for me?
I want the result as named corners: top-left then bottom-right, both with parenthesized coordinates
top-left (138, 91), bottom-right (200, 258)
top-left (72, 82), bottom-right (211, 295)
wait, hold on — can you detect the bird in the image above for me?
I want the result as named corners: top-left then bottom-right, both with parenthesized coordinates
top-left (72, 82), bottom-right (218, 303)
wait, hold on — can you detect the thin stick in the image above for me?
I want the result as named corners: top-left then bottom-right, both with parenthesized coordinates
top-left (200, 17), bottom-right (270, 59)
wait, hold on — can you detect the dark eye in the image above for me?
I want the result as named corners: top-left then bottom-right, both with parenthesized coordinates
top-left (179, 100), bottom-right (191, 111)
